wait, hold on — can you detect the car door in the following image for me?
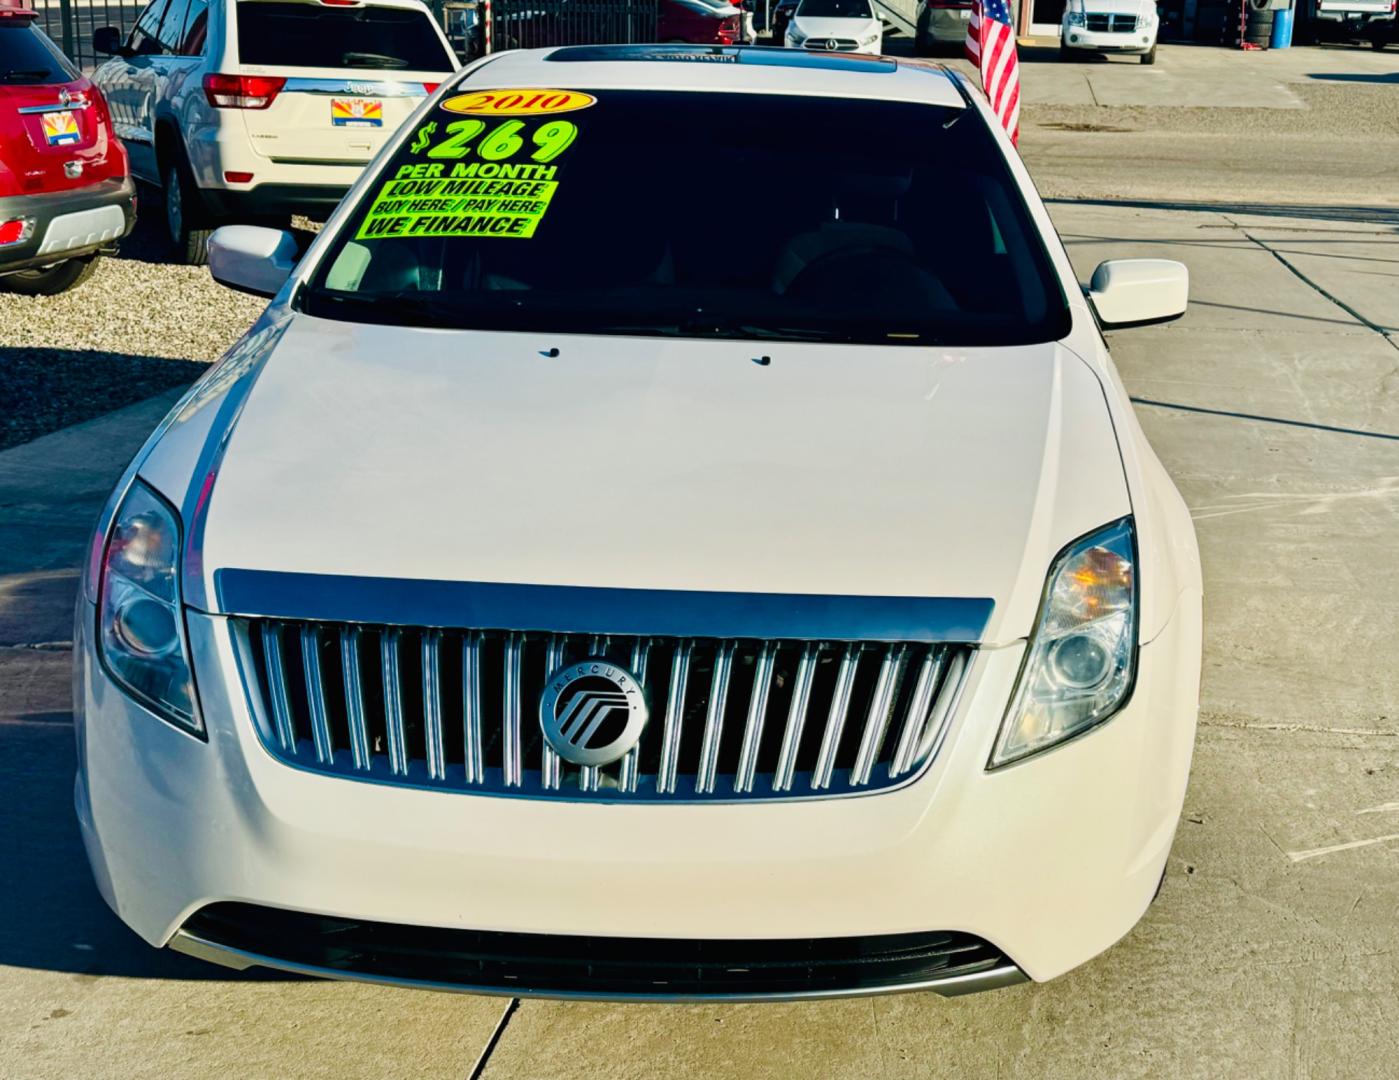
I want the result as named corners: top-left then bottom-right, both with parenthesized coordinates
top-left (149, 0), bottom-right (203, 146)
top-left (111, 0), bottom-right (172, 180)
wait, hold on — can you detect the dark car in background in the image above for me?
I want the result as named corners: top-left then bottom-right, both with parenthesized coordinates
top-left (658, 0), bottom-right (742, 42)
top-left (0, 0), bottom-right (135, 293)
top-left (768, 0), bottom-right (798, 39)
top-left (916, 0), bottom-right (973, 53)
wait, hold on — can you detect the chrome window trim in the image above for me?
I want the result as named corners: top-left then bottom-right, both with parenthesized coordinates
top-left (210, 569), bottom-right (995, 644)
top-left (169, 929), bottom-right (1028, 1002)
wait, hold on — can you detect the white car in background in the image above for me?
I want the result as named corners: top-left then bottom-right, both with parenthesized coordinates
top-left (90, 0), bottom-right (458, 262)
top-left (1061, 0), bottom-right (1160, 62)
top-left (785, 0), bottom-right (884, 53)
top-left (76, 46), bottom-right (1202, 1000)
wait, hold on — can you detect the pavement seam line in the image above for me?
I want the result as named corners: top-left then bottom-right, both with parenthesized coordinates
top-left (466, 998), bottom-right (520, 1080)
top-left (1232, 221), bottom-right (1399, 355)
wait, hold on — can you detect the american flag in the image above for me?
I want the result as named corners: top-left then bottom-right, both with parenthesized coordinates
top-left (964, 0), bottom-right (1021, 146)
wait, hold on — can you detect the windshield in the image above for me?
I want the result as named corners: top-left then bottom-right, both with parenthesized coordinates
top-left (235, 2), bottom-right (455, 70)
top-left (795, 0), bottom-right (873, 18)
top-left (302, 88), bottom-right (1070, 347)
top-left (0, 23), bottom-right (76, 84)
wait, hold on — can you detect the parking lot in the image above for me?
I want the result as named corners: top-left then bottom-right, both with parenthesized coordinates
top-left (2, 40), bottom-right (1398, 1080)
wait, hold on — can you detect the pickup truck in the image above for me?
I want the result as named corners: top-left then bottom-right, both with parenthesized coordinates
top-left (1309, 0), bottom-right (1395, 47)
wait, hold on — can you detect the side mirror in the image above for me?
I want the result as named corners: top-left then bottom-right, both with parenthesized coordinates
top-left (93, 27), bottom-right (126, 56)
top-left (1088, 259), bottom-right (1188, 330)
top-left (208, 226), bottom-right (299, 298)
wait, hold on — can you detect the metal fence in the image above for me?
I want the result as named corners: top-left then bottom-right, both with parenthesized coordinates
top-left (485, 0), bottom-right (657, 51)
top-left (32, 0), bottom-right (664, 73)
top-left (31, 0), bottom-right (146, 72)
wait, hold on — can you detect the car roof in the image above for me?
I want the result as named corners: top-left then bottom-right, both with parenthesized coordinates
top-left (460, 46), bottom-right (968, 109)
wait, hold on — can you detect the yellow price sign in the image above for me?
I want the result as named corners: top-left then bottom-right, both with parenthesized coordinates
top-left (440, 89), bottom-right (596, 117)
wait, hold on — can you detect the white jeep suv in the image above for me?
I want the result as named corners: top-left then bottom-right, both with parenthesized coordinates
top-left (1060, 0), bottom-right (1160, 62)
top-left (91, 0), bottom-right (457, 262)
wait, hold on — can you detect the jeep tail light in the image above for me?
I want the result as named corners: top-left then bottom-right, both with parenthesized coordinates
top-left (422, 82), bottom-right (440, 94)
top-left (0, 218), bottom-right (34, 246)
top-left (203, 73), bottom-right (285, 109)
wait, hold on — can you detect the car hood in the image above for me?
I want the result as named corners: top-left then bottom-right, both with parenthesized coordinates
top-left (182, 315), bottom-right (1129, 644)
top-left (1066, 0), bottom-right (1149, 14)
top-left (792, 15), bottom-right (881, 36)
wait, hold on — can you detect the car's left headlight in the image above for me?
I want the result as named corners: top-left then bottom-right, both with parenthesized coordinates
top-left (96, 480), bottom-right (202, 735)
top-left (859, 30), bottom-right (880, 45)
top-left (990, 518), bottom-right (1137, 768)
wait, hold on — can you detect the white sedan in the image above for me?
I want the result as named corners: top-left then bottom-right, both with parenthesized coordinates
top-left (785, 0), bottom-right (884, 53)
top-left (76, 44), bottom-right (1201, 1000)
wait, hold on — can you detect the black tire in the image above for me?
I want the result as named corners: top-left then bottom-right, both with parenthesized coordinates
top-left (162, 154), bottom-right (214, 265)
top-left (1141, 42), bottom-right (1157, 62)
top-left (1372, 36), bottom-right (1388, 50)
top-left (0, 254), bottom-right (100, 295)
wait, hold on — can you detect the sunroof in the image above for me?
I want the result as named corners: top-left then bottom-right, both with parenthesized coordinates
top-left (545, 44), bottom-right (899, 73)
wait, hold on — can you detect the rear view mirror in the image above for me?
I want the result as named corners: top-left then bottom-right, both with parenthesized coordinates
top-left (1088, 259), bottom-right (1188, 330)
top-left (93, 27), bottom-right (125, 56)
top-left (208, 226), bottom-right (299, 298)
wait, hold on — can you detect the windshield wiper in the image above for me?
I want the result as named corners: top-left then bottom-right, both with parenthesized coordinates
top-left (304, 291), bottom-right (864, 343)
top-left (341, 52), bottom-right (409, 68)
top-left (675, 319), bottom-right (848, 343)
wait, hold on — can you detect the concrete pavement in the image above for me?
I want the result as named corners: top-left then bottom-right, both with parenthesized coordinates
top-left (972, 44), bottom-right (1399, 206)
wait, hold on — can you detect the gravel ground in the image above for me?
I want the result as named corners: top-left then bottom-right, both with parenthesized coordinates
top-left (0, 209), bottom-right (264, 452)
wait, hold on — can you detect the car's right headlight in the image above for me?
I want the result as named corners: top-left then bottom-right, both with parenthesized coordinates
top-left (787, 28), bottom-right (807, 44)
top-left (990, 518), bottom-right (1137, 768)
top-left (96, 480), bottom-right (202, 735)
top-left (1065, 10), bottom-right (1087, 25)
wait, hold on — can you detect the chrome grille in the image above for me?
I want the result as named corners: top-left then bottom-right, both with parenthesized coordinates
top-left (1085, 12), bottom-right (1136, 30)
top-left (235, 621), bottom-right (972, 801)
top-left (803, 37), bottom-right (860, 50)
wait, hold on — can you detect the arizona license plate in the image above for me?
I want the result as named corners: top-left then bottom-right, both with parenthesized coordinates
top-left (42, 110), bottom-right (81, 146)
top-left (331, 98), bottom-right (383, 127)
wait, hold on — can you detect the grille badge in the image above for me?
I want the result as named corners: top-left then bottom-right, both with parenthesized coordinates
top-left (539, 658), bottom-right (649, 767)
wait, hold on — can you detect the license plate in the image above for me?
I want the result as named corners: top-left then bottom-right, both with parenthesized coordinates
top-left (42, 110), bottom-right (81, 146)
top-left (331, 98), bottom-right (383, 128)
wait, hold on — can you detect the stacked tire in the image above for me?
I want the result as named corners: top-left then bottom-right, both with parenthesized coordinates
top-left (1243, 0), bottom-right (1274, 46)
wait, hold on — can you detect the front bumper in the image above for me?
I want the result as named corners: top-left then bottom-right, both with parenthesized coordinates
top-left (75, 591), bottom-right (1200, 998)
top-left (184, 123), bottom-right (359, 221)
top-left (0, 178), bottom-right (135, 274)
top-left (1062, 26), bottom-right (1156, 51)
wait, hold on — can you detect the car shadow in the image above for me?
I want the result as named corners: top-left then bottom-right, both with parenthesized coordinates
top-left (0, 712), bottom-right (301, 982)
top-left (0, 346), bottom-right (205, 453)
top-left (1044, 196), bottom-right (1399, 230)
top-left (113, 182), bottom-right (324, 268)
top-left (1307, 71), bottom-right (1399, 83)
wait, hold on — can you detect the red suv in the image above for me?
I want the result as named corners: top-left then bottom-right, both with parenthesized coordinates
top-left (0, 0), bottom-right (135, 294)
